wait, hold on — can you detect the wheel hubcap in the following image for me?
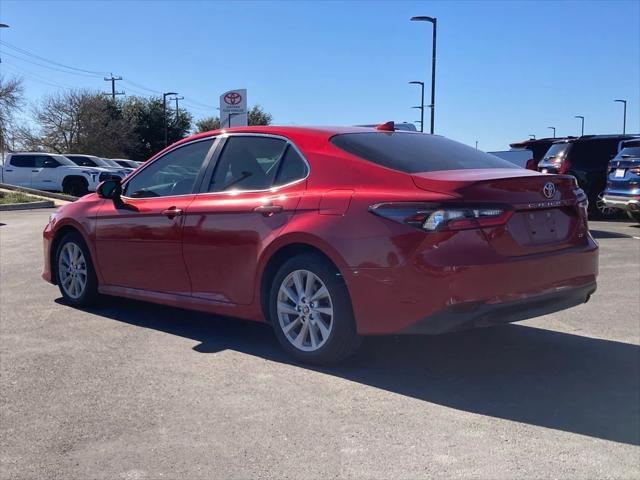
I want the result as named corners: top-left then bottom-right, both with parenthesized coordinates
top-left (596, 192), bottom-right (616, 216)
top-left (58, 242), bottom-right (88, 299)
top-left (277, 269), bottom-right (333, 352)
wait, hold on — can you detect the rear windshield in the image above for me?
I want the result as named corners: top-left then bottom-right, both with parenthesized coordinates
top-left (542, 143), bottom-right (571, 161)
top-left (330, 132), bottom-right (518, 173)
top-left (615, 147), bottom-right (640, 159)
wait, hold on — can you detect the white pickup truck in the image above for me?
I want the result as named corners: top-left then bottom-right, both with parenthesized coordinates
top-left (0, 152), bottom-right (123, 196)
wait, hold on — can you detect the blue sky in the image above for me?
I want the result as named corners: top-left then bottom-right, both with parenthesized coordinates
top-left (1, 0), bottom-right (638, 151)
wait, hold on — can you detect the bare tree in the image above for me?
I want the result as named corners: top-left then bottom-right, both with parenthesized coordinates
top-left (29, 89), bottom-right (136, 156)
top-left (0, 75), bottom-right (25, 153)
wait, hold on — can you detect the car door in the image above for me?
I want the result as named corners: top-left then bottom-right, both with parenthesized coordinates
top-left (5, 155), bottom-right (34, 187)
top-left (31, 155), bottom-right (59, 190)
top-left (95, 137), bottom-right (216, 295)
top-left (182, 134), bottom-right (308, 304)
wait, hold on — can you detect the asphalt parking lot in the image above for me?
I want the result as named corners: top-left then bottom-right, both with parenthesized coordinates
top-left (1, 208), bottom-right (639, 479)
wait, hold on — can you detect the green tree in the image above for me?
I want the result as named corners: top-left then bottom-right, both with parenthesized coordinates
top-left (121, 96), bottom-right (192, 161)
top-left (195, 116), bottom-right (220, 133)
top-left (248, 105), bottom-right (272, 126)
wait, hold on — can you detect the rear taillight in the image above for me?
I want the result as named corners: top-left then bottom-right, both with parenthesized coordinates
top-left (369, 203), bottom-right (512, 232)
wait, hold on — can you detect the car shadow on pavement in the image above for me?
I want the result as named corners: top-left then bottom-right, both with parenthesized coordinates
top-left (59, 296), bottom-right (640, 447)
top-left (589, 229), bottom-right (633, 239)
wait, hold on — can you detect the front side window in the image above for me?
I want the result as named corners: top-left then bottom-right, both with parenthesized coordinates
top-left (9, 155), bottom-right (35, 168)
top-left (34, 156), bottom-right (59, 168)
top-left (208, 136), bottom-right (288, 192)
top-left (123, 139), bottom-right (214, 198)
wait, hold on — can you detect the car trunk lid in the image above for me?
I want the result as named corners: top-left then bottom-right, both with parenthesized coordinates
top-left (411, 168), bottom-right (588, 255)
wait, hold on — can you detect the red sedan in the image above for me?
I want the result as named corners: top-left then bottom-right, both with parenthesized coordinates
top-left (43, 125), bottom-right (599, 364)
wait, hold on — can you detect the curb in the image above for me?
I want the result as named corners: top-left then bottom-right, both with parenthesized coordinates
top-left (0, 200), bottom-right (55, 211)
top-left (0, 183), bottom-right (77, 202)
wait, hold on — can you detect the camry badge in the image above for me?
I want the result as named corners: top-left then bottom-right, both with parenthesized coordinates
top-left (543, 182), bottom-right (556, 199)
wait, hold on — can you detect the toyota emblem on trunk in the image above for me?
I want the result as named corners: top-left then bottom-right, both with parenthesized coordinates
top-left (543, 182), bottom-right (556, 199)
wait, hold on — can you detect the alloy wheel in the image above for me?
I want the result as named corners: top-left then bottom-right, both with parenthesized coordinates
top-left (58, 242), bottom-right (88, 299)
top-left (596, 192), bottom-right (617, 217)
top-left (277, 269), bottom-right (334, 352)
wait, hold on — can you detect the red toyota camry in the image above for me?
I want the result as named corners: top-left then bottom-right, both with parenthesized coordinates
top-left (43, 125), bottom-right (599, 364)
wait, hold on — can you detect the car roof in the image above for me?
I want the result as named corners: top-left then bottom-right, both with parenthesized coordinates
top-left (553, 134), bottom-right (639, 144)
top-left (149, 125), bottom-right (420, 161)
top-left (9, 151), bottom-right (61, 156)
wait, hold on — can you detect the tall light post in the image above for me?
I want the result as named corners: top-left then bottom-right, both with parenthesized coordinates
top-left (475, 141), bottom-right (478, 150)
top-left (574, 115), bottom-right (584, 136)
top-left (548, 126), bottom-right (556, 138)
top-left (409, 81), bottom-right (425, 132)
top-left (529, 134), bottom-right (536, 140)
top-left (163, 91), bottom-right (177, 147)
top-left (0, 24), bottom-right (9, 64)
top-left (410, 16), bottom-right (437, 134)
top-left (614, 99), bottom-right (627, 134)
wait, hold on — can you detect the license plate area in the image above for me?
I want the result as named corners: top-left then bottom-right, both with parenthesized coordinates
top-left (615, 168), bottom-right (626, 178)
top-left (524, 209), bottom-right (560, 243)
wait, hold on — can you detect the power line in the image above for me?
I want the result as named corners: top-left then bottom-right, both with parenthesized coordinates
top-left (0, 50), bottom-right (104, 78)
top-left (0, 40), bottom-right (108, 76)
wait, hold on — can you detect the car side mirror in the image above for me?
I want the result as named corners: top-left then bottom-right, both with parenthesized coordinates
top-left (97, 179), bottom-right (121, 200)
top-left (43, 160), bottom-right (58, 168)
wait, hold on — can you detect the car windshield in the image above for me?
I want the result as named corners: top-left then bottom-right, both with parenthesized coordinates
top-left (102, 158), bottom-right (122, 168)
top-left (616, 147), bottom-right (640, 159)
top-left (53, 155), bottom-right (76, 166)
top-left (330, 132), bottom-right (517, 173)
top-left (543, 143), bottom-right (571, 161)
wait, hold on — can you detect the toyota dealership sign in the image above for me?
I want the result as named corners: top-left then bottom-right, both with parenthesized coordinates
top-left (219, 89), bottom-right (247, 127)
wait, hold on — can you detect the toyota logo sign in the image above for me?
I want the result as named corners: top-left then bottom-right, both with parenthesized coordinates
top-left (543, 182), bottom-right (556, 199)
top-left (224, 92), bottom-right (242, 105)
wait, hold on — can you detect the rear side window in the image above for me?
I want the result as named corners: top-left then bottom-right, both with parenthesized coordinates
top-left (208, 136), bottom-right (288, 192)
top-left (9, 155), bottom-right (35, 168)
top-left (274, 146), bottom-right (308, 186)
top-left (330, 132), bottom-right (518, 173)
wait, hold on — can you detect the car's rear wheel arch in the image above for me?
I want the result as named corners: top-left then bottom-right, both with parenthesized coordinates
top-left (260, 243), bottom-right (347, 323)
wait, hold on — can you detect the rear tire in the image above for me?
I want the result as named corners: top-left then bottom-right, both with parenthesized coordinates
top-left (55, 231), bottom-right (98, 307)
top-left (63, 178), bottom-right (88, 197)
top-left (268, 254), bottom-right (361, 365)
top-left (627, 211), bottom-right (640, 223)
top-left (589, 190), bottom-right (619, 220)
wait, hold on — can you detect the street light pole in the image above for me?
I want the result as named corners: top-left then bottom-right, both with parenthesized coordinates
top-left (574, 115), bottom-right (584, 136)
top-left (409, 81), bottom-right (424, 133)
top-left (163, 91), bottom-right (178, 147)
top-left (548, 126), bottom-right (556, 138)
top-left (529, 134), bottom-right (536, 140)
top-left (411, 16), bottom-right (437, 134)
top-left (614, 99), bottom-right (627, 134)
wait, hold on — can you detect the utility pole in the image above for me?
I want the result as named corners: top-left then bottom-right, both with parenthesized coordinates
top-left (173, 96), bottom-right (184, 117)
top-left (104, 74), bottom-right (124, 101)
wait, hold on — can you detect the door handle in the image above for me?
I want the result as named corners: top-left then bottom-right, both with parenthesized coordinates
top-left (254, 204), bottom-right (283, 216)
top-left (162, 207), bottom-right (183, 219)
top-left (32, 170), bottom-right (39, 172)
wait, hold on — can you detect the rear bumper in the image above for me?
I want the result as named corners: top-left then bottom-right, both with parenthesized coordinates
top-left (344, 233), bottom-right (599, 335)
top-left (402, 281), bottom-right (596, 334)
top-left (602, 194), bottom-right (640, 212)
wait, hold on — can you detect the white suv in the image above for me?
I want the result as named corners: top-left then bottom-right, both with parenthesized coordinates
top-left (1, 152), bottom-right (120, 196)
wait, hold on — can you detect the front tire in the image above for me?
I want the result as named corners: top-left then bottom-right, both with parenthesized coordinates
top-left (55, 232), bottom-right (98, 307)
top-left (63, 178), bottom-right (88, 197)
top-left (269, 254), bottom-right (361, 365)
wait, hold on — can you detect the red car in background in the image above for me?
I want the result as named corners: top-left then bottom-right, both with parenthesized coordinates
top-left (43, 125), bottom-right (599, 364)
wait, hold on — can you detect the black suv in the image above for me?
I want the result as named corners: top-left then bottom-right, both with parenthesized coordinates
top-left (537, 134), bottom-right (639, 218)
